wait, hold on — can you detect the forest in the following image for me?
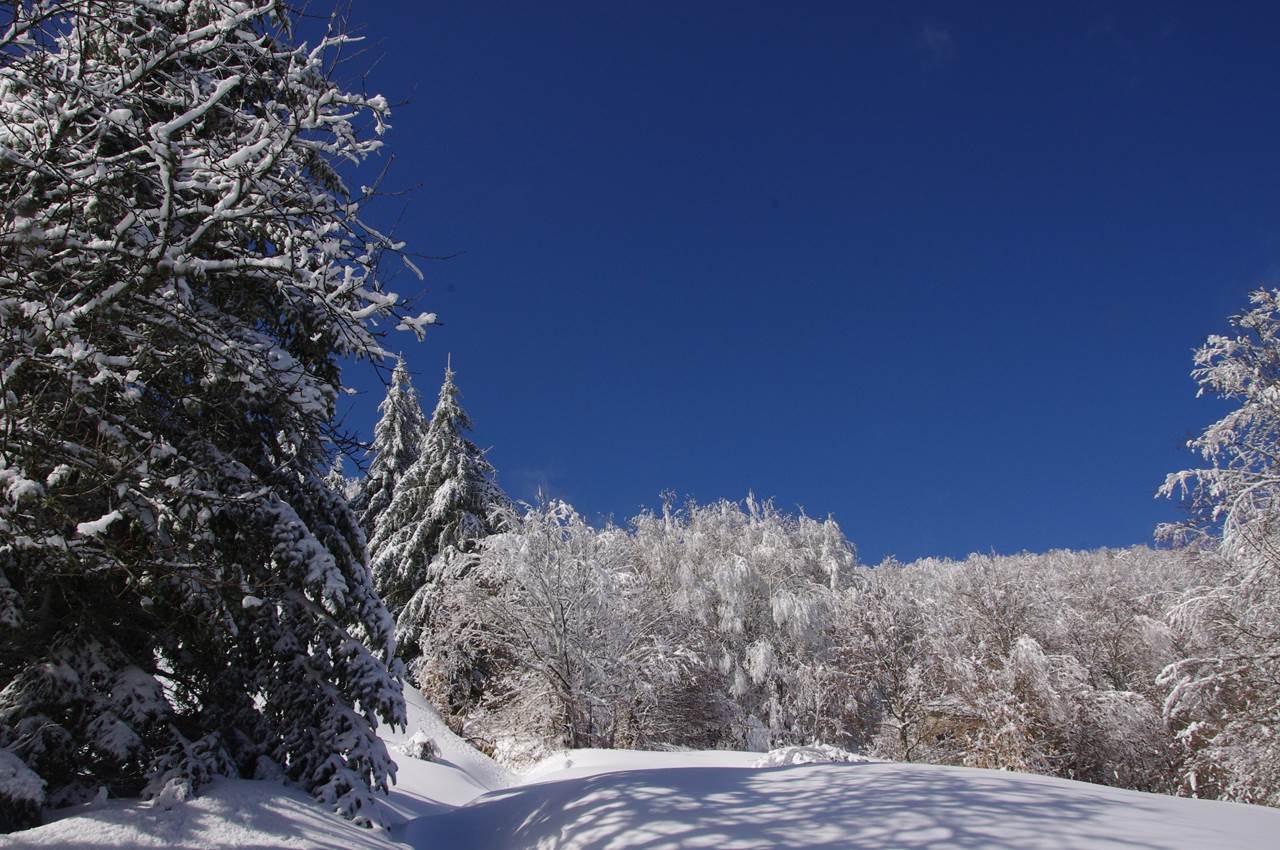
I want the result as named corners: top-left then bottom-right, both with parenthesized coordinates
top-left (1, 0), bottom-right (1278, 840)
top-left (354, 352), bottom-right (1274, 807)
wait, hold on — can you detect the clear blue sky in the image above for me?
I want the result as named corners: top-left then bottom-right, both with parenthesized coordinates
top-left (335, 1), bottom-right (1278, 564)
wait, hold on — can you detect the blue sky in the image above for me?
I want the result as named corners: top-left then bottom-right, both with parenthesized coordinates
top-left (335, 1), bottom-right (1279, 564)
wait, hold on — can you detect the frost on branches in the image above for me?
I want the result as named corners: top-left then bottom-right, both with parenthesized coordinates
top-left (0, 0), bottom-right (432, 830)
top-left (1159, 288), bottom-right (1280, 806)
top-left (429, 491), bottom-right (1188, 795)
top-left (459, 499), bottom-right (648, 755)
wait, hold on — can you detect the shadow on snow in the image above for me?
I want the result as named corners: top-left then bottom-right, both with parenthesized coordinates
top-left (393, 761), bottom-right (1228, 850)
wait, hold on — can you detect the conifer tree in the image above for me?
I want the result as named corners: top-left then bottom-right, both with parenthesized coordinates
top-left (351, 357), bottom-right (427, 535)
top-left (369, 360), bottom-right (508, 614)
top-left (324, 454), bottom-right (353, 500)
top-left (0, 0), bottom-right (433, 829)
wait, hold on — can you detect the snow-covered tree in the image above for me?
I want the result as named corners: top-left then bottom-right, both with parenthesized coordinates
top-left (324, 454), bottom-right (356, 500)
top-left (629, 496), bottom-right (854, 750)
top-left (351, 357), bottom-right (426, 534)
top-left (0, 0), bottom-right (433, 829)
top-left (394, 483), bottom-right (1189, 794)
top-left (827, 548), bottom-right (1180, 791)
top-left (1159, 288), bottom-right (1280, 805)
top-left (466, 500), bottom-right (632, 752)
top-left (836, 565), bottom-right (935, 762)
top-left (369, 362), bottom-right (507, 614)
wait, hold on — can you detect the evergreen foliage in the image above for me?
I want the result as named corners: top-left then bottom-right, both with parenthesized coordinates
top-left (324, 454), bottom-right (351, 498)
top-left (0, 0), bottom-right (431, 828)
top-left (369, 363), bottom-right (507, 615)
top-left (351, 357), bottom-right (426, 535)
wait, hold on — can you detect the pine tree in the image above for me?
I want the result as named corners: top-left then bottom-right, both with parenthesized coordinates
top-left (369, 361), bottom-right (507, 614)
top-left (0, 0), bottom-right (434, 829)
top-left (351, 357), bottom-right (427, 535)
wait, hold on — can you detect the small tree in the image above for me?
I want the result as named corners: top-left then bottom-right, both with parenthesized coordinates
top-left (1159, 288), bottom-right (1280, 805)
top-left (0, 0), bottom-right (433, 828)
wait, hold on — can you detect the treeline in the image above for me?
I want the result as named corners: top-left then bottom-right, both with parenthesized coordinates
top-left (397, 495), bottom-right (1197, 795)
top-left (363, 300), bottom-right (1280, 808)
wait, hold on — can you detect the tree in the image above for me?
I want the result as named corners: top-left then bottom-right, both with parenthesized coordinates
top-left (628, 496), bottom-right (854, 751)
top-left (459, 499), bottom-right (657, 755)
top-left (324, 454), bottom-right (355, 500)
top-left (351, 357), bottom-right (427, 535)
top-left (836, 566), bottom-right (934, 762)
top-left (1159, 288), bottom-right (1280, 805)
top-left (0, 0), bottom-right (433, 829)
top-left (368, 361), bottom-right (507, 615)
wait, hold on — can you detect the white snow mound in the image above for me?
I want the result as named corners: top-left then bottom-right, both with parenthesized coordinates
top-left (6, 779), bottom-right (403, 849)
top-left (751, 743), bottom-right (874, 767)
top-left (397, 729), bottom-right (440, 761)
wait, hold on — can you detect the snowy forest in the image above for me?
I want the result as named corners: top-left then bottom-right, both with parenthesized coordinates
top-left (2, 0), bottom-right (1280, 843)
top-left (348, 365), bottom-right (1274, 806)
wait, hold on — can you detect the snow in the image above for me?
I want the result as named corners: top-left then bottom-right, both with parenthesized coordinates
top-left (522, 748), bottom-right (761, 782)
top-left (750, 743), bottom-right (874, 767)
top-left (150, 778), bottom-right (192, 810)
top-left (7, 780), bottom-right (403, 849)
top-left (0, 748), bottom-right (43, 805)
top-left (74, 510), bottom-right (122, 537)
top-left (398, 761), bottom-right (1280, 850)
top-left (9, 685), bottom-right (1280, 850)
top-left (372, 683), bottom-right (515, 822)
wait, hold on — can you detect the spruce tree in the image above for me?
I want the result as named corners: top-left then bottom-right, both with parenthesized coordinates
top-left (0, 0), bottom-right (433, 829)
top-left (369, 361), bottom-right (507, 615)
top-left (351, 357), bottom-right (427, 535)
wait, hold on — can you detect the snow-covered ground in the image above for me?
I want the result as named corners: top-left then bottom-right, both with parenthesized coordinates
top-left (7, 687), bottom-right (1280, 850)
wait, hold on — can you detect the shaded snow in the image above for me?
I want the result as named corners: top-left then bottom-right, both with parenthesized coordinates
top-left (372, 684), bottom-right (514, 824)
top-left (9, 686), bottom-right (1280, 850)
top-left (399, 761), bottom-right (1280, 850)
top-left (0, 748), bottom-right (44, 804)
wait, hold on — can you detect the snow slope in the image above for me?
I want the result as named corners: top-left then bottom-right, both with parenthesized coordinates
top-left (400, 760), bottom-right (1280, 850)
top-left (7, 686), bottom-right (1280, 849)
top-left (0, 779), bottom-right (403, 850)
top-left (376, 683), bottom-right (515, 822)
top-left (3, 686), bottom-right (511, 849)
